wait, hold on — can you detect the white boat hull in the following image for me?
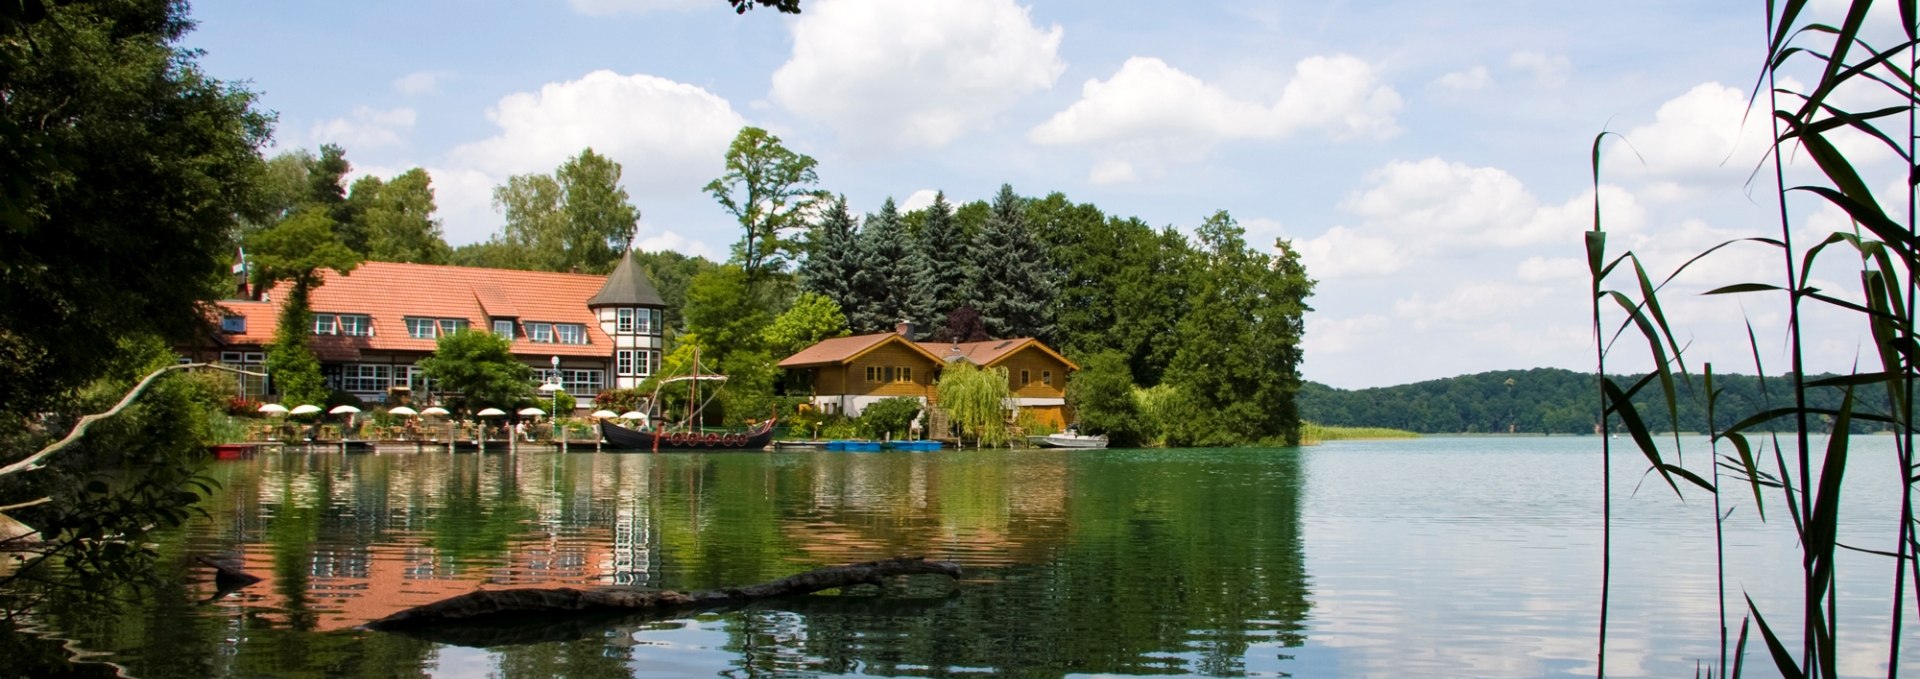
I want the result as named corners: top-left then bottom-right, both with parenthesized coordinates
top-left (1029, 433), bottom-right (1108, 449)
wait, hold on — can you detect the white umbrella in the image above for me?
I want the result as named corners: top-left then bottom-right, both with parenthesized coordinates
top-left (288, 404), bottom-right (323, 416)
top-left (590, 409), bottom-right (618, 419)
top-left (420, 406), bottom-right (450, 417)
top-left (388, 406), bottom-right (419, 417)
top-left (257, 403), bottom-right (289, 415)
top-left (517, 407), bottom-right (546, 416)
top-left (329, 405), bottom-right (361, 415)
top-left (619, 411), bottom-right (646, 420)
top-left (475, 407), bottom-right (506, 417)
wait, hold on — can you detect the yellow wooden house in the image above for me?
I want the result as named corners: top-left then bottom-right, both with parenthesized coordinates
top-left (777, 324), bottom-right (1081, 429)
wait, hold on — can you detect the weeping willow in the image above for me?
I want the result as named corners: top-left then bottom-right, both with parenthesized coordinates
top-left (936, 361), bottom-right (1013, 447)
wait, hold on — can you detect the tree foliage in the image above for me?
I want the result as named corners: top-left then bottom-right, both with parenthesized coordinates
top-left (417, 330), bottom-right (534, 413)
top-left (1065, 351), bottom-right (1142, 447)
top-left (936, 361), bottom-right (1012, 447)
top-left (763, 292), bottom-right (849, 359)
top-left (0, 0), bottom-right (269, 416)
top-left (797, 195), bottom-right (861, 320)
top-left (849, 198), bottom-right (916, 334)
top-left (705, 127), bottom-right (825, 282)
top-left (1163, 212), bottom-right (1313, 446)
top-left (908, 193), bottom-right (968, 334)
top-left (353, 168), bottom-right (449, 264)
top-left (494, 148), bottom-right (638, 274)
top-left (860, 397), bottom-right (922, 440)
top-left (969, 184), bottom-right (1053, 341)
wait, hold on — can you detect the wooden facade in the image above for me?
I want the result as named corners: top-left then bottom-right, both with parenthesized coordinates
top-left (780, 333), bottom-right (1081, 430)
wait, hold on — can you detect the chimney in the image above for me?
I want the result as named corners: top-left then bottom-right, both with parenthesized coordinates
top-left (895, 320), bottom-right (914, 337)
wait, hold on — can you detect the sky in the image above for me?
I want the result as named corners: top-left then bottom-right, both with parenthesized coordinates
top-left (181, 0), bottom-right (1900, 390)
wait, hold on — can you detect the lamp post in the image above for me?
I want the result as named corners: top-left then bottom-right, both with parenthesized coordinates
top-left (548, 355), bottom-right (561, 442)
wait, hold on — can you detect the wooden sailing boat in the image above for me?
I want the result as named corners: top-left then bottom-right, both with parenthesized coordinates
top-left (598, 348), bottom-right (776, 451)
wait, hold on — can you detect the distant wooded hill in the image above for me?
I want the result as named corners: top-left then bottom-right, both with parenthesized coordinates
top-left (1299, 367), bottom-right (1890, 435)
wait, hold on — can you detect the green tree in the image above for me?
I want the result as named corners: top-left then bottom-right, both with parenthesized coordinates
top-left (308, 143), bottom-right (359, 250)
top-left (556, 148), bottom-right (639, 273)
top-left (937, 360), bottom-right (1013, 447)
top-left (850, 198), bottom-right (915, 333)
top-left (246, 208), bottom-right (362, 405)
top-left (1029, 193), bottom-right (1189, 386)
top-left (969, 184), bottom-right (1054, 340)
top-left (908, 192), bottom-right (968, 334)
top-left (417, 330), bottom-right (534, 413)
top-left (763, 292), bottom-right (850, 358)
top-left (1066, 351), bottom-right (1142, 447)
top-left (493, 149), bottom-right (639, 274)
top-left (704, 127), bottom-right (826, 282)
top-left (0, 0), bottom-right (270, 417)
top-left (449, 237), bottom-right (541, 271)
top-left (632, 249), bottom-right (721, 331)
top-left (860, 397), bottom-right (922, 439)
top-left (1164, 212), bottom-right (1313, 446)
top-left (683, 266), bottom-right (778, 422)
top-left (355, 168), bottom-right (450, 264)
top-left (797, 195), bottom-right (862, 319)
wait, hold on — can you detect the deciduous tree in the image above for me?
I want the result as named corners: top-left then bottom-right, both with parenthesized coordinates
top-left (356, 168), bottom-right (450, 264)
top-left (763, 292), bottom-right (850, 358)
top-left (246, 208), bottom-right (362, 405)
top-left (418, 330), bottom-right (535, 413)
top-left (705, 127), bottom-right (826, 282)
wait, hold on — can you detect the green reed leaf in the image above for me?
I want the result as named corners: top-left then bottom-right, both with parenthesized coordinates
top-left (1658, 463), bottom-right (1716, 493)
top-left (1706, 283), bottom-right (1785, 295)
top-left (1746, 595), bottom-right (1805, 679)
top-left (1731, 615), bottom-right (1749, 679)
top-left (1720, 431), bottom-right (1769, 520)
top-left (1603, 378), bottom-right (1685, 498)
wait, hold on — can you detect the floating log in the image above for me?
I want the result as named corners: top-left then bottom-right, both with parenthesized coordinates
top-left (364, 556), bottom-right (962, 632)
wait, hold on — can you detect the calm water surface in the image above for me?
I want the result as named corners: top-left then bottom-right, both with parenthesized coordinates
top-left (26, 436), bottom-right (1920, 677)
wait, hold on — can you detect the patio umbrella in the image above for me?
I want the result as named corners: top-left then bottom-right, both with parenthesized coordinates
top-left (590, 410), bottom-right (618, 419)
top-left (388, 406), bottom-right (419, 417)
top-left (518, 407), bottom-right (546, 417)
top-left (288, 404), bottom-right (323, 416)
top-left (475, 407), bottom-right (506, 417)
top-left (420, 406), bottom-right (450, 417)
top-left (257, 403), bottom-right (288, 415)
top-left (619, 411), bottom-right (645, 420)
top-left (329, 405), bottom-right (361, 415)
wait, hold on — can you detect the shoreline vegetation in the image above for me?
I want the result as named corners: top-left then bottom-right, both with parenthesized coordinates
top-left (1298, 423), bottom-right (1419, 444)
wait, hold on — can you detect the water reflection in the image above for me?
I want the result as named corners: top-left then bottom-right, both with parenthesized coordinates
top-left (36, 447), bottom-right (1310, 677)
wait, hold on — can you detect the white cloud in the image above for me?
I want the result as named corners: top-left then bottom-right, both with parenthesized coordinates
top-left (421, 166), bottom-right (499, 246)
top-left (1610, 82), bottom-right (1771, 183)
top-left (1304, 313), bottom-right (1390, 358)
top-left (1088, 159), bottom-right (1138, 185)
top-left (900, 189), bottom-right (940, 212)
top-left (1432, 65), bottom-right (1491, 92)
top-left (449, 70), bottom-right (744, 196)
top-left (568, 0), bottom-right (705, 14)
top-left (392, 71), bottom-right (453, 95)
top-left (1337, 158), bottom-right (1642, 253)
top-left (1294, 225), bottom-right (1409, 279)
top-left (1507, 51), bottom-right (1570, 88)
top-left (1517, 256), bottom-right (1585, 283)
top-left (1394, 281), bottom-right (1553, 330)
top-left (1032, 54), bottom-right (1400, 178)
top-left (304, 106), bottom-right (416, 151)
top-left (770, 0), bottom-right (1063, 149)
top-left (636, 228), bottom-right (723, 260)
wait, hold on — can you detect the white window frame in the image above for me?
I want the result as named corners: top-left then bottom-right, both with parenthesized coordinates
top-left (555, 323), bottom-right (587, 345)
top-left (637, 309), bottom-right (656, 336)
top-left (616, 350), bottom-right (635, 376)
top-left (405, 317), bottom-right (436, 339)
top-left (338, 314), bottom-right (372, 337)
top-left (313, 314), bottom-right (337, 336)
top-left (438, 319), bottom-right (468, 336)
top-left (527, 322), bottom-right (554, 343)
top-left (493, 319), bottom-right (514, 337)
top-left (616, 308), bottom-right (634, 333)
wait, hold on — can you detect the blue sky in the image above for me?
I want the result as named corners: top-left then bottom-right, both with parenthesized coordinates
top-left (185, 0), bottom-right (1885, 389)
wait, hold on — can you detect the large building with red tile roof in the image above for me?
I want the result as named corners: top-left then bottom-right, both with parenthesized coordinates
top-left (184, 252), bottom-right (668, 409)
top-left (778, 324), bottom-right (1080, 428)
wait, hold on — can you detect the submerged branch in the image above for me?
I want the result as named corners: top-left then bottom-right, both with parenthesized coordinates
top-left (363, 556), bottom-right (963, 631)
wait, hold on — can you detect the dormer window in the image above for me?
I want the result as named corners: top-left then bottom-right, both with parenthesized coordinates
top-left (493, 319), bottom-right (514, 337)
top-left (220, 315), bottom-right (246, 334)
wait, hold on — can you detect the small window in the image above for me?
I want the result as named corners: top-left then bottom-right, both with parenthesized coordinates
top-left (405, 318), bottom-right (436, 339)
top-left (493, 319), bottom-right (514, 337)
top-left (555, 323), bottom-right (587, 345)
top-left (527, 322), bottom-right (554, 343)
top-left (898, 366), bottom-right (913, 383)
top-left (313, 314), bottom-right (337, 335)
top-left (1042, 370), bottom-right (1052, 386)
top-left (616, 350), bottom-right (635, 376)
top-left (438, 319), bottom-right (468, 335)
top-left (865, 366), bottom-right (879, 382)
top-left (220, 351), bottom-right (244, 364)
top-left (338, 314), bottom-right (372, 337)
top-left (642, 349), bottom-right (658, 377)
top-left (1020, 370), bottom-right (1031, 386)
top-left (220, 315), bottom-right (246, 333)
top-left (638, 309), bottom-right (658, 335)
top-left (243, 352), bottom-right (264, 363)
top-left (616, 308), bottom-right (634, 333)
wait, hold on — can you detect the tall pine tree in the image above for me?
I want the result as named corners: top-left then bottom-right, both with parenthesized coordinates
top-left (850, 198), bottom-right (915, 333)
top-left (798, 195), bottom-right (862, 324)
top-left (908, 192), bottom-right (969, 335)
top-left (968, 184), bottom-right (1054, 341)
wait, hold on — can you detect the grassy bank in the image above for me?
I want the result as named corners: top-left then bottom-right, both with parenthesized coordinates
top-left (1299, 422), bottom-right (1419, 445)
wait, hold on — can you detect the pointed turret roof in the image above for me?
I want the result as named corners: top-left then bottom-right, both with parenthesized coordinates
top-left (587, 249), bottom-right (665, 308)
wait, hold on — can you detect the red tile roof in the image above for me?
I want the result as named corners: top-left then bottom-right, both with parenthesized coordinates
top-left (777, 332), bottom-right (942, 368)
top-left (918, 338), bottom-right (1080, 371)
top-left (214, 262), bottom-right (614, 362)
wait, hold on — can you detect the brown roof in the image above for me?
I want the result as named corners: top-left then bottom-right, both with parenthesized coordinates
top-left (777, 332), bottom-right (942, 368)
top-left (917, 338), bottom-right (1081, 371)
top-left (215, 262), bottom-right (613, 362)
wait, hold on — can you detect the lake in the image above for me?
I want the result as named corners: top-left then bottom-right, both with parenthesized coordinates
top-left (21, 435), bottom-right (1920, 677)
